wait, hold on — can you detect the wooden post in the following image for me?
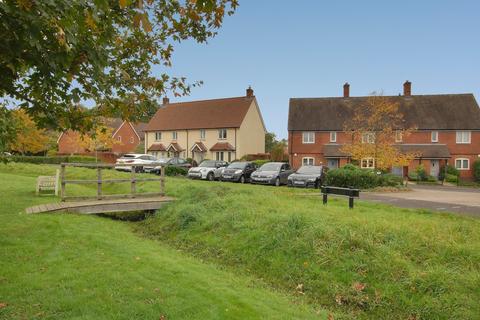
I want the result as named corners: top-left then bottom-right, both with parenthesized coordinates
top-left (131, 165), bottom-right (136, 197)
top-left (97, 167), bottom-right (102, 200)
top-left (54, 169), bottom-right (60, 196)
top-left (160, 165), bottom-right (165, 196)
top-left (60, 164), bottom-right (66, 201)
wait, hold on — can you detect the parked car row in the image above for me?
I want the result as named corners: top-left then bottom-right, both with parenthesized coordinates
top-left (114, 154), bottom-right (327, 188)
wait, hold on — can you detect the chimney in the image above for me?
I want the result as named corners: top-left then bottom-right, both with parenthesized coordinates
top-left (246, 86), bottom-right (254, 97)
top-left (403, 81), bottom-right (412, 96)
top-left (343, 82), bottom-right (350, 98)
top-left (162, 96), bottom-right (169, 105)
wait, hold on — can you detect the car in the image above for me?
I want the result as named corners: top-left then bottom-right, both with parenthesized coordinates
top-left (150, 157), bottom-right (192, 174)
top-left (115, 154), bottom-right (159, 172)
top-left (287, 165), bottom-right (327, 188)
top-left (221, 161), bottom-right (257, 183)
top-left (1, 152), bottom-right (12, 157)
top-left (187, 160), bottom-right (228, 181)
top-left (250, 162), bottom-right (294, 186)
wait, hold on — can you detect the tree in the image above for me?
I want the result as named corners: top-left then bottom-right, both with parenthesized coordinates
top-left (265, 132), bottom-right (277, 153)
top-left (270, 140), bottom-right (288, 162)
top-left (9, 109), bottom-right (50, 155)
top-left (0, 105), bottom-right (18, 153)
top-left (0, 0), bottom-right (238, 132)
top-left (78, 126), bottom-right (118, 153)
top-left (341, 94), bottom-right (418, 170)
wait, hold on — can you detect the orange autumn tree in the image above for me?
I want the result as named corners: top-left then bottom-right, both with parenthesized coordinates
top-left (9, 109), bottom-right (49, 155)
top-left (341, 94), bottom-right (419, 170)
top-left (78, 125), bottom-right (118, 153)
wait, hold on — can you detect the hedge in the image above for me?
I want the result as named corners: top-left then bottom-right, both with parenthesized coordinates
top-left (325, 166), bottom-right (403, 189)
top-left (473, 160), bottom-right (480, 182)
top-left (165, 166), bottom-right (188, 176)
top-left (0, 155), bottom-right (97, 164)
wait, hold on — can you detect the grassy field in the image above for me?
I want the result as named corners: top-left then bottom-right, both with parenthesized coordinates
top-left (1, 163), bottom-right (479, 319)
top-left (0, 163), bottom-right (323, 319)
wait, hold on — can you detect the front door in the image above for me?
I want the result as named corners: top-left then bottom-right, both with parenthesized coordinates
top-left (327, 159), bottom-right (339, 169)
top-left (430, 159), bottom-right (440, 178)
top-left (193, 151), bottom-right (204, 163)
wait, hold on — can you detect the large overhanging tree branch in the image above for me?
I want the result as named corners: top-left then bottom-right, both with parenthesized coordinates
top-left (0, 0), bottom-right (238, 132)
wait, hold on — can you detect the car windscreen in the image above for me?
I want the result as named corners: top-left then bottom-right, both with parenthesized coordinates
top-left (227, 162), bottom-right (247, 169)
top-left (158, 158), bottom-right (172, 163)
top-left (297, 166), bottom-right (321, 174)
top-left (258, 163), bottom-right (281, 171)
top-left (199, 160), bottom-right (216, 168)
top-left (120, 154), bottom-right (137, 159)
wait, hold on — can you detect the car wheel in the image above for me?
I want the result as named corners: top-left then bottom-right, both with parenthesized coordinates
top-left (207, 172), bottom-right (214, 181)
top-left (239, 175), bottom-right (245, 184)
top-left (274, 177), bottom-right (280, 187)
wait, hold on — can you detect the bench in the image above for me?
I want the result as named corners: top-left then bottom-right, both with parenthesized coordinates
top-left (321, 186), bottom-right (360, 209)
top-left (36, 169), bottom-right (59, 196)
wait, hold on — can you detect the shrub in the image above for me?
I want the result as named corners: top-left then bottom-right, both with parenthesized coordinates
top-left (253, 159), bottom-right (270, 167)
top-left (415, 164), bottom-right (427, 181)
top-left (0, 155), bottom-right (97, 164)
top-left (325, 165), bottom-right (402, 189)
top-left (473, 160), bottom-right (480, 182)
top-left (165, 166), bottom-right (188, 176)
top-left (445, 174), bottom-right (459, 183)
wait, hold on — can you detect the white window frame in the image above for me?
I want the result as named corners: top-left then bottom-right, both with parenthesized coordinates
top-left (216, 151), bottom-right (224, 161)
top-left (172, 131), bottom-right (177, 140)
top-left (431, 131), bottom-right (438, 143)
top-left (395, 130), bottom-right (403, 143)
top-left (361, 132), bottom-right (375, 144)
top-left (130, 137), bottom-right (134, 144)
top-left (218, 129), bottom-right (227, 140)
top-left (455, 158), bottom-right (469, 170)
top-left (302, 157), bottom-right (314, 166)
top-left (361, 157), bottom-right (375, 169)
top-left (456, 131), bottom-right (471, 144)
top-left (155, 132), bottom-right (162, 141)
top-left (302, 132), bottom-right (315, 144)
top-left (117, 136), bottom-right (122, 142)
top-left (330, 132), bottom-right (337, 143)
top-left (200, 129), bottom-right (206, 140)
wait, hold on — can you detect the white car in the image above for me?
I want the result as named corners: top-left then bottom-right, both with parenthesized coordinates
top-left (187, 160), bottom-right (228, 181)
top-left (115, 154), bottom-right (160, 172)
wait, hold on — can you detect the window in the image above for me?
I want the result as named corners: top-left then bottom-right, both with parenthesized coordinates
top-left (455, 158), bottom-right (469, 170)
top-left (431, 131), bottom-right (438, 143)
top-left (130, 137), bottom-right (134, 144)
top-left (456, 131), bottom-right (471, 144)
top-left (302, 157), bottom-right (314, 166)
top-left (395, 130), bottom-right (403, 142)
top-left (155, 132), bottom-right (162, 141)
top-left (117, 136), bottom-right (122, 142)
top-left (172, 131), bottom-right (177, 140)
top-left (330, 132), bottom-right (337, 143)
top-left (216, 151), bottom-right (224, 161)
top-left (227, 152), bottom-right (232, 162)
top-left (200, 129), bottom-right (206, 140)
top-left (361, 158), bottom-right (375, 169)
top-left (361, 132), bottom-right (375, 144)
top-left (218, 129), bottom-right (227, 140)
top-left (302, 132), bottom-right (315, 144)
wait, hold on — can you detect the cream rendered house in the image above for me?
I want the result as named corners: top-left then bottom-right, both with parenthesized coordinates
top-left (144, 87), bottom-right (266, 162)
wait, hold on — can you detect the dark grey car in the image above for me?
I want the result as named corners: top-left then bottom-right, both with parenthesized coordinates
top-left (250, 162), bottom-right (294, 186)
top-left (287, 165), bottom-right (326, 188)
top-left (221, 161), bottom-right (256, 183)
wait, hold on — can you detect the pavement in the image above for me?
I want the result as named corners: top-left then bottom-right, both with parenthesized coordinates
top-left (360, 184), bottom-right (480, 217)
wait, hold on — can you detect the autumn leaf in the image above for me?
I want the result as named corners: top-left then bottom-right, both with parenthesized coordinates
top-left (0, 302), bottom-right (7, 309)
top-left (327, 313), bottom-right (334, 320)
top-left (352, 282), bottom-right (366, 292)
top-left (119, 0), bottom-right (128, 8)
top-left (141, 13), bottom-right (152, 32)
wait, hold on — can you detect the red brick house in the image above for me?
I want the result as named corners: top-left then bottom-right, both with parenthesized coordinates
top-left (57, 118), bottom-right (147, 155)
top-left (288, 82), bottom-right (480, 179)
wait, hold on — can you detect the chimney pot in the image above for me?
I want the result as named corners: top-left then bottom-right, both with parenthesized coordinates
top-left (162, 97), bottom-right (170, 105)
top-left (343, 82), bottom-right (350, 98)
top-left (246, 86), bottom-right (254, 97)
top-left (403, 81), bottom-right (412, 96)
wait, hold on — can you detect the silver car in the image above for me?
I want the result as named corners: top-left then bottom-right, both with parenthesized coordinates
top-left (187, 160), bottom-right (228, 181)
top-left (115, 154), bottom-right (160, 173)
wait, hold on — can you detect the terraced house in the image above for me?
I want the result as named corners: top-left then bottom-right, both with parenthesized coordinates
top-left (288, 82), bottom-right (480, 179)
top-left (145, 87), bottom-right (266, 162)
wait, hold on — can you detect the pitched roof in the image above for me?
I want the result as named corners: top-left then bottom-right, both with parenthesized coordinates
top-left (148, 143), bottom-right (166, 152)
top-left (323, 144), bottom-right (450, 159)
top-left (145, 96), bottom-right (255, 131)
top-left (131, 122), bottom-right (147, 140)
top-left (210, 142), bottom-right (236, 151)
top-left (191, 142), bottom-right (207, 152)
top-left (288, 94), bottom-right (480, 131)
top-left (166, 142), bottom-right (184, 152)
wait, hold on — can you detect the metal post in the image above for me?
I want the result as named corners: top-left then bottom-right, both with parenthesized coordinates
top-left (131, 165), bottom-right (136, 197)
top-left (160, 165), bottom-right (165, 196)
top-left (323, 193), bottom-right (327, 205)
top-left (97, 167), bottom-right (102, 200)
top-left (349, 196), bottom-right (354, 209)
top-left (60, 164), bottom-right (66, 201)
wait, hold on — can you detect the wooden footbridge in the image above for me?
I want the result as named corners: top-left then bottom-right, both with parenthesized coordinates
top-left (26, 163), bottom-right (174, 215)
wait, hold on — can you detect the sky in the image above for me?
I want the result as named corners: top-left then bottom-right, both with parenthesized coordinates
top-left (157, 0), bottom-right (480, 139)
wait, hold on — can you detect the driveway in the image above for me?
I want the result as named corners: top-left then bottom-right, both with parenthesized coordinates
top-left (361, 184), bottom-right (480, 217)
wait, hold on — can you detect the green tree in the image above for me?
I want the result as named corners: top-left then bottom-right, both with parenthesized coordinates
top-left (265, 132), bottom-right (277, 153)
top-left (0, 0), bottom-right (238, 132)
top-left (0, 105), bottom-right (18, 153)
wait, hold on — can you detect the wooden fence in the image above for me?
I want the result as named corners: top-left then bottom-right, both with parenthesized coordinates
top-left (60, 163), bottom-right (165, 202)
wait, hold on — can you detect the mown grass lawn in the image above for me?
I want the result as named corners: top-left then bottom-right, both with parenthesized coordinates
top-left (1, 163), bottom-right (479, 320)
top-left (0, 163), bottom-right (323, 319)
